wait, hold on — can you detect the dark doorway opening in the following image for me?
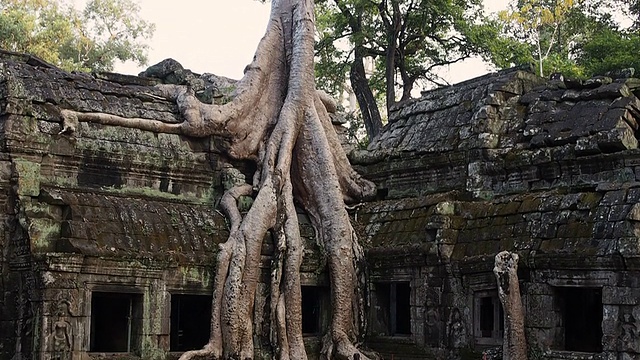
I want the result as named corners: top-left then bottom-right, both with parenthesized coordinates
top-left (557, 287), bottom-right (603, 352)
top-left (480, 296), bottom-right (494, 337)
top-left (301, 286), bottom-right (329, 335)
top-left (90, 292), bottom-right (142, 353)
top-left (395, 282), bottom-right (411, 335)
top-left (170, 294), bottom-right (212, 351)
top-left (476, 292), bottom-right (503, 339)
top-left (374, 282), bottom-right (411, 336)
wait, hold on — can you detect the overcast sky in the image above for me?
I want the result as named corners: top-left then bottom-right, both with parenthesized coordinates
top-left (110, 0), bottom-right (511, 84)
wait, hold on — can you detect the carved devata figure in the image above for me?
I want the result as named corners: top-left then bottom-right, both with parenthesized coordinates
top-left (49, 299), bottom-right (74, 360)
top-left (60, 0), bottom-right (377, 359)
top-left (619, 309), bottom-right (639, 352)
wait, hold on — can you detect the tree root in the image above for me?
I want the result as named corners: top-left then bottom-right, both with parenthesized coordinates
top-left (321, 331), bottom-right (381, 360)
top-left (176, 344), bottom-right (219, 360)
top-left (494, 251), bottom-right (528, 360)
top-left (60, 0), bottom-right (378, 359)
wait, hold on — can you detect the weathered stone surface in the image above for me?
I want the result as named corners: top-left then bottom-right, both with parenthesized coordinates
top-left (357, 66), bottom-right (640, 360)
top-left (3, 53), bottom-right (640, 360)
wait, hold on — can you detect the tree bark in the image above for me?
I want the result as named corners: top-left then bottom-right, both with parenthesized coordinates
top-left (379, 0), bottom-right (401, 113)
top-left (493, 251), bottom-right (528, 360)
top-left (350, 48), bottom-right (383, 141)
top-left (333, 0), bottom-right (383, 141)
top-left (61, 0), bottom-right (377, 358)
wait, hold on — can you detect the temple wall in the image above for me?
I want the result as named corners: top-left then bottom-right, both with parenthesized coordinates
top-left (2, 51), bottom-right (640, 359)
top-left (355, 69), bottom-right (640, 358)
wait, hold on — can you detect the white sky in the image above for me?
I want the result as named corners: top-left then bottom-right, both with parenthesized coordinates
top-left (111, 0), bottom-right (511, 84)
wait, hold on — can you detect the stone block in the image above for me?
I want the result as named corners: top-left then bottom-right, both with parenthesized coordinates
top-left (626, 203), bottom-right (640, 221)
top-left (528, 282), bottom-right (554, 295)
top-left (596, 127), bottom-right (639, 152)
top-left (13, 158), bottom-right (41, 196)
top-left (538, 239), bottom-right (565, 254)
top-left (618, 237), bottom-right (640, 257)
top-left (556, 222), bottom-right (592, 238)
top-left (526, 327), bottom-right (556, 349)
top-left (602, 334), bottom-right (618, 352)
top-left (602, 286), bottom-right (640, 305)
top-left (617, 353), bottom-right (640, 360)
top-left (628, 187), bottom-right (640, 204)
top-left (602, 304), bottom-right (620, 334)
top-left (0, 160), bottom-right (12, 182)
top-left (528, 215), bottom-right (558, 239)
top-left (618, 272), bottom-right (640, 287)
top-left (608, 205), bottom-right (632, 222)
top-left (527, 294), bottom-right (556, 327)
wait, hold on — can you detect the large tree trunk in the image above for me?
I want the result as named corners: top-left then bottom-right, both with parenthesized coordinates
top-left (493, 251), bottom-right (528, 360)
top-left (380, 0), bottom-right (401, 114)
top-left (334, 0), bottom-right (383, 142)
top-left (383, 29), bottom-right (397, 114)
top-left (350, 47), bottom-right (383, 141)
top-left (61, 0), bottom-right (377, 359)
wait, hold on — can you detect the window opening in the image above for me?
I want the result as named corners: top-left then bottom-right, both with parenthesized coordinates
top-left (170, 294), bottom-right (212, 351)
top-left (90, 292), bottom-right (142, 353)
top-left (394, 282), bottom-right (411, 335)
top-left (474, 291), bottom-right (503, 344)
top-left (556, 287), bottom-right (603, 352)
top-left (373, 282), bottom-right (411, 336)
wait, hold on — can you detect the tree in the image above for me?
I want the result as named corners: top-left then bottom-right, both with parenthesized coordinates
top-left (494, 252), bottom-right (527, 360)
top-left (315, 0), bottom-right (497, 141)
top-left (60, 0), bottom-right (378, 359)
top-left (491, 0), bottom-right (640, 78)
top-left (497, 0), bottom-right (575, 77)
top-left (316, 0), bottom-right (385, 141)
top-left (0, 0), bottom-right (154, 72)
top-left (571, 0), bottom-right (640, 75)
top-left (632, 1), bottom-right (640, 29)
top-left (577, 28), bottom-right (640, 75)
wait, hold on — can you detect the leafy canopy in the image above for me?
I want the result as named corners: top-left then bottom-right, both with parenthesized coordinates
top-left (314, 0), bottom-right (500, 143)
top-left (0, 0), bottom-right (154, 72)
top-left (489, 0), bottom-right (640, 78)
top-left (315, 0), bottom-right (498, 100)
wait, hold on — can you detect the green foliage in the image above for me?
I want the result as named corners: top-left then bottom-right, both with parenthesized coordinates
top-left (490, 0), bottom-right (640, 78)
top-left (315, 0), bottom-right (501, 142)
top-left (578, 28), bottom-right (640, 75)
top-left (342, 112), bottom-right (370, 149)
top-left (314, 2), bottom-right (351, 98)
top-left (468, 18), bottom-right (534, 69)
top-left (496, 0), bottom-right (576, 77)
top-left (0, 0), bottom-right (154, 72)
top-left (315, 0), bottom-right (497, 104)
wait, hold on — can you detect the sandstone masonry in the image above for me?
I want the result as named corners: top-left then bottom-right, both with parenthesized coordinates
top-left (1, 51), bottom-right (639, 360)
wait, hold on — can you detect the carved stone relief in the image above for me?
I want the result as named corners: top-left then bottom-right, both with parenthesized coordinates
top-left (48, 297), bottom-right (75, 360)
top-left (447, 308), bottom-right (466, 349)
top-left (618, 307), bottom-right (639, 353)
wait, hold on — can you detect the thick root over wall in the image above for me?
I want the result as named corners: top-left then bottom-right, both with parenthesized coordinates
top-left (494, 252), bottom-right (528, 360)
top-left (62, 0), bottom-right (377, 359)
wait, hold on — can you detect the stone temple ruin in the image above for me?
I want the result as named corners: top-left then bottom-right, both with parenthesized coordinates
top-left (0, 49), bottom-right (639, 359)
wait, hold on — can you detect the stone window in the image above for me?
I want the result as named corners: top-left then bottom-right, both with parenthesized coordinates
top-left (170, 294), bottom-right (212, 351)
top-left (301, 286), bottom-right (329, 335)
top-left (473, 290), bottom-right (503, 345)
top-left (555, 287), bottom-right (603, 352)
top-left (372, 282), bottom-right (411, 336)
top-left (90, 292), bottom-right (142, 353)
